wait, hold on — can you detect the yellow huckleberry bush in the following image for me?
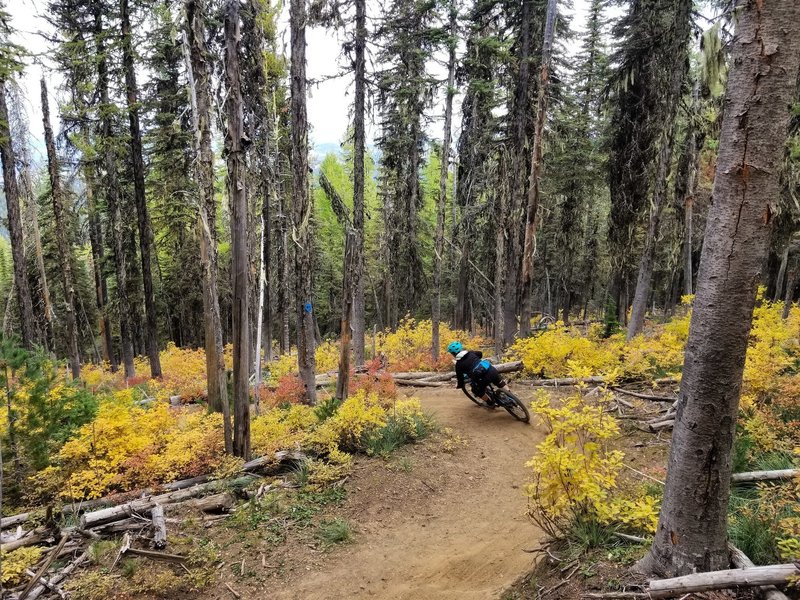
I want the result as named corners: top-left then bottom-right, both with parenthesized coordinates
top-left (1, 547), bottom-right (44, 586)
top-left (525, 389), bottom-right (659, 538)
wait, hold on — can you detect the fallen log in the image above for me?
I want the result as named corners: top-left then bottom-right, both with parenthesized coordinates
top-left (24, 550), bottom-right (89, 600)
top-left (582, 593), bottom-right (648, 599)
top-left (123, 547), bottom-right (188, 563)
top-left (18, 534), bottom-right (68, 600)
top-left (241, 449), bottom-right (307, 472)
top-left (80, 475), bottom-right (255, 529)
top-left (647, 419), bottom-right (675, 433)
top-left (729, 543), bottom-right (790, 600)
top-left (162, 474), bottom-right (210, 491)
top-left (22, 569), bottom-right (64, 599)
top-left (612, 387), bottom-right (678, 402)
top-left (731, 469), bottom-right (799, 484)
top-left (1, 528), bottom-right (48, 553)
top-left (151, 505), bottom-right (167, 549)
top-left (521, 376), bottom-right (606, 387)
top-left (393, 379), bottom-right (447, 388)
top-left (647, 564), bottom-right (799, 598)
top-left (165, 492), bottom-right (234, 515)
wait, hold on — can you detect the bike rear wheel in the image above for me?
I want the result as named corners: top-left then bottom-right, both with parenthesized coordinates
top-left (496, 389), bottom-right (530, 423)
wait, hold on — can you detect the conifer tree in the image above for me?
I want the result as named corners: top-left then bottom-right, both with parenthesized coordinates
top-left (0, 5), bottom-right (36, 349)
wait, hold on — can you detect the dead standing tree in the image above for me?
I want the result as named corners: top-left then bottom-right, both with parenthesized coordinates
top-left (185, 0), bottom-right (232, 453)
top-left (40, 78), bottom-right (81, 378)
top-left (224, 0), bottom-right (251, 457)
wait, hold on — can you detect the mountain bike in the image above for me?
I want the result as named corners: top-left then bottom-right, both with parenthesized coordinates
top-left (461, 379), bottom-right (530, 424)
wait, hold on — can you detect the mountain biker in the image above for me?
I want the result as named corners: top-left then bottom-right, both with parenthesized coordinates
top-left (447, 341), bottom-right (507, 407)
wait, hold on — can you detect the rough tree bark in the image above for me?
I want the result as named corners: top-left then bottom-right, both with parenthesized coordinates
top-left (185, 0), bottom-right (232, 453)
top-left (95, 4), bottom-right (135, 378)
top-left (121, 0), bottom-right (161, 377)
top-left (351, 0), bottom-right (366, 366)
top-left (503, 0), bottom-right (533, 344)
top-left (639, 0), bottom-right (800, 577)
top-left (40, 78), bottom-right (81, 378)
top-left (291, 0), bottom-right (317, 404)
top-left (224, 0), bottom-right (251, 458)
top-left (520, 0), bottom-right (558, 336)
top-left (0, 80), bottom-right (36, 349)
top-left (432, 1), bottom-right (457, 363)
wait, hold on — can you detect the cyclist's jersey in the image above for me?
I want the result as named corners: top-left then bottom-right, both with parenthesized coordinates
top-left (455, 350), bottom-right (484, 389)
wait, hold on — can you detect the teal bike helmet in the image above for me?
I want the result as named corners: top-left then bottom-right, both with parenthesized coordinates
top-left (447, 341), bottom-right (463, 355)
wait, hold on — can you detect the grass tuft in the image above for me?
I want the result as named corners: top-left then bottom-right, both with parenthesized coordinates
top-left (317, 518), bottom-right (353, 545)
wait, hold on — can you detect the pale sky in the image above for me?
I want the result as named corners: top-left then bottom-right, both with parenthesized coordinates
top-left (6, 0), bottom-right (599, 166)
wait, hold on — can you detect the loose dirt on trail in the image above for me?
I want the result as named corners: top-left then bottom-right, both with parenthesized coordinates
top-left (265, 387), bottom-right (545, 600)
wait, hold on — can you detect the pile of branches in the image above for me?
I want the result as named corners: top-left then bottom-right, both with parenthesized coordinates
top-left (0, 450), bottom-right (306, 599)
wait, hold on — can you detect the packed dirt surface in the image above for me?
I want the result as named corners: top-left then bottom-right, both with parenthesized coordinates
top-left (266, 386), bottom-right (545, 600)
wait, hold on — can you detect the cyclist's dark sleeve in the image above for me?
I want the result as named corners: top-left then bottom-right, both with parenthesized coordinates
top-left (476, 350), bottom-right (483, 359)
top-left (455, 360), bottom-right (465, 388)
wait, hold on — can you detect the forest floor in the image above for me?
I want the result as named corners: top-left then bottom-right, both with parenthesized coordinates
top-left (167, 387), bottom-right (545, 600)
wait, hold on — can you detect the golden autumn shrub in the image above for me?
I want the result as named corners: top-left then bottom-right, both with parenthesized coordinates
top-left (525, 389), bottom-right (659, 537)
top-left (376, 318), bottom-right (487, 372)
top-left (1, 547), bottom-right (44, 585)
top-left (250, 404), bottom-right (317, 456)
top-left (54, 395), bottom-right (225, 499)
top-left (510, 324), bottom-right (619, 378)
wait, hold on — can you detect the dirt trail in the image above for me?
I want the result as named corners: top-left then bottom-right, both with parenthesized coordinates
top-left (270, 387), bottom-right (545, 600)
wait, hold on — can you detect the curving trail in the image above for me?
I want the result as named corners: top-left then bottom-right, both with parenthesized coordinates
top-left (269, 386), bottom-right (545, 600)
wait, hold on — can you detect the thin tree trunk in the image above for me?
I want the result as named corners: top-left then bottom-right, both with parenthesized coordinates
top-left (782, 253), bottom-right (797, 320)
top-left (641, 0), bottom-right (800, 577)
top-left (351, 0), bottom-right (367, 366)
top-left (432, 2), bottom-right (457, 363)
top-left (682, 82), bottom-right (701, 298)
top-left (520, 0), bottom-right (558, 336)
top-left (0, 80), bottom-right (36, 349)
top-left (15, 114), bottom-right (53, 352)
top-left (279, 190), bottom-right (291, 355)
top-left (627, 127), bottom-right (677, 340)
top-left (494, 156), bottom-right (508, 357)
top-left (95, 5), bottom-right (135, 379)
top-left (224, 0), bottom-right (250, 458)
top-left (336, 230), bottom-right (356, 401)
top-left (185, 0), bottom-right (231, 453)
top-left (122, 0), bottom-right (161, 377)
top-left (40, 79), bottom-right (81, 378)
top-left (291, 0), bottom-right (316, 404)
top-left (253, 213), bottom-right (266, 415)
top-left (84, 166), bottom-right (115, 369)
top-left (774, 244), bottom-right (789, 302)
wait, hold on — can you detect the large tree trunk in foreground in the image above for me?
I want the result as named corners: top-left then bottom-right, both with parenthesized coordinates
top-left (95, 5), bottom-right (135, 379)
top-left (224, 0), bottom-right (250, 458)
top-left (432, 3), bottom-right (456, 363)
top-left (121, 0), bottom-right (161, 377)
top-left (291, 0), bottom-right (316, 404)
top-left (40, 79), bottom-right (81, 378)
top-left (185, 0), bottom-right (232, 453)
top-left (640, 0), bottom-right (800, 577)
top-left (351, 0), bottom-right (367, 366)
top-left (0, 80), bottom-right (36, 349)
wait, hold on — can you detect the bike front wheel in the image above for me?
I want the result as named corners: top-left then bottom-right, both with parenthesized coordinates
top-left (496, 389), bottom-right (530, 423)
